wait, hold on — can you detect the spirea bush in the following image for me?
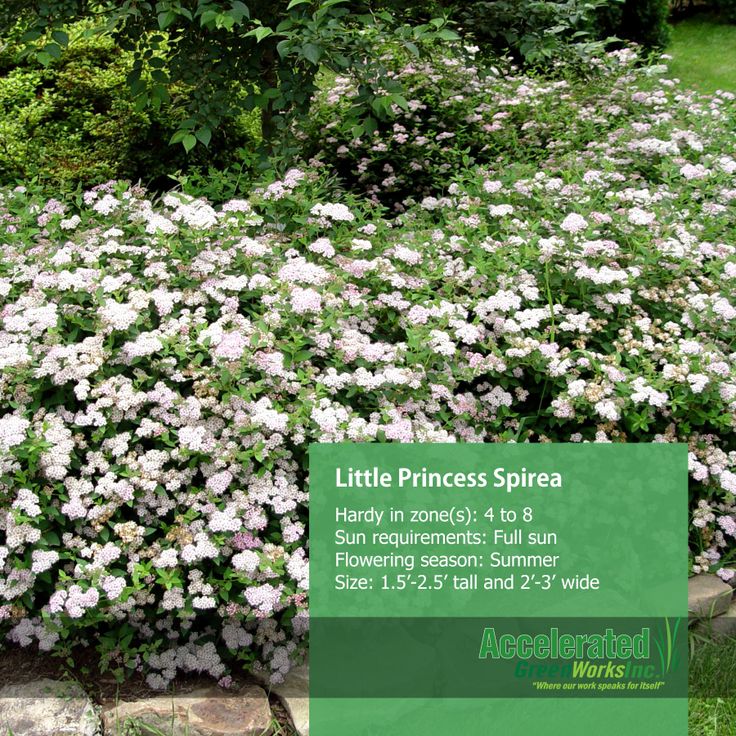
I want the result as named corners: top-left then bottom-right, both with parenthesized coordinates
top-left (303, 47), bottom-right (653, 207)
top-left (1, 48), bottom-right (736, 687)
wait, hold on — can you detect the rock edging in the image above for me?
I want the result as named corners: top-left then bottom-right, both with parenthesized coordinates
top-left (689, 573), bottom-right (736, 638)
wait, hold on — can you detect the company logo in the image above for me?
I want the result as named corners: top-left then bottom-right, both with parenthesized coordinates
top-left (478, 619), bottom-right (682, 693)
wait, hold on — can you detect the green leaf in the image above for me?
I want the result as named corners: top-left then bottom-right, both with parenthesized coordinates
top-left (43, 42), bottom-right (62, 60)
top-left (230, 1), bottom-right (251, 21)
top-left (199, 9), bottom-right (218, 26)
top-left (370, 96), bottom-right (388, 116)
top-left (151, 84), bottom-right (171, 107)
top-left (301, 42), bottom-right (322, 64)
top-left (287, 0), bottom-right (310, 7)
top-left (157, 10), bottom-right (177, 29)
top-left (246, 26), bottom-right (274, 42)
top-left (21, 30), bottom-right (43, 42)
top-left (129, 78), bottom-right (147, 96)
top-left (218, 14), bottom-right (235, 31)
top-left (195, 127), bottom-right (212, 146)
top-left (276, 17), bottom-right (295, 32)
top-left (182, 133), bottom-right (197, 152)
top-left (403, 41), bottom-right (419, 57)
top-left (390, 93), bottom-right (409, 111)
top-left (36, 51), bottom-right (53, 66)
top-left (51, 30), bottom-right (69, 46)
top-left (437, 28), bottom-right (460, 41)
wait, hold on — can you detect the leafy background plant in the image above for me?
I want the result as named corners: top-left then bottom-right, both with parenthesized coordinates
top-left (0, 21), bottom-right (260, 190)
top-left (0, 0), bottom-right (678, 194)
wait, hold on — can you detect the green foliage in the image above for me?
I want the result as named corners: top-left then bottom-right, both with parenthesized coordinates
top-left (598, 0), bottom-right (672, 49)
top-left (0, 24), bottom-right (258, 190)
top-left (714, 0), bottom-right (736, 22)
top-left (451, 0), bottom-right (671, 62)
top-left (453, 0), bottom-right (622, 66)
top-left (167, 146), bottom-right (270, 202)
top-left (3, 0), bottom-right (458, 155)
top-left (302, 45), bottom-right (639, 205)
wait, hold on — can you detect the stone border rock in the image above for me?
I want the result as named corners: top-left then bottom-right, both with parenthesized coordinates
top-left (0, 678), bottom-right (297, 736)
top-left (101, 683), bottom-right (272, 736)
top-left (0, 678), bottom-right (99, 736)
top-left (5, 578), bottom-right (736, 736)
top-left (689, 573), bottom-right (736, 638)
top-left (267, 664), bottom-right (309, 736)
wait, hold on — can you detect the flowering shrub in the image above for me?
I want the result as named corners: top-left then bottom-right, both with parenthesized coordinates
top-left (1, 47), bottom-right (736, 687)
top-left (304, 46), bottom-right (656, 207)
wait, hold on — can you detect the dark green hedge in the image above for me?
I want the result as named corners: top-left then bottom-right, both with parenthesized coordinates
top-left (450, 0), bottom-right (672, 61)
top-left (0, 27), bottom-right (258, 191)
top-left (599, 0), bottom-right (672, 49)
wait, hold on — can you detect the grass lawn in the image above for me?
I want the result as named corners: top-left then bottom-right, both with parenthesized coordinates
top-left (667, 14), bottom-right (736, 94)
top-left (690, 698), bottom-right (736, 736)
top-left (689, 635), bottom-right (736, 735)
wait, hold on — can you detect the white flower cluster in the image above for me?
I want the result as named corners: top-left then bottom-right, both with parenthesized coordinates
top-left (1, 47), bottom-right (735, 688)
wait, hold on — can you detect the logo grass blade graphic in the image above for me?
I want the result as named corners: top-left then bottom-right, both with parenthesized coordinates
top-left (654, 618), bottom-right (680, 675)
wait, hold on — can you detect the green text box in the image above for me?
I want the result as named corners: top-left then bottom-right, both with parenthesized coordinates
top-left (310, 443), bottom-right (688, 735)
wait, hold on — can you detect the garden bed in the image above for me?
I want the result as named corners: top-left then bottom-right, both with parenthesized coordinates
top-left (0, 35), bottom-right (735, 726)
